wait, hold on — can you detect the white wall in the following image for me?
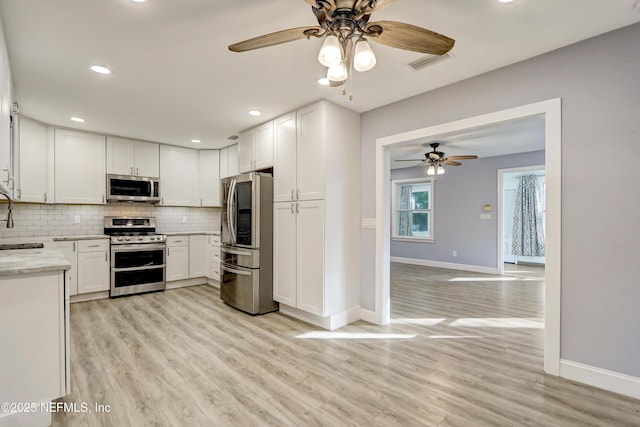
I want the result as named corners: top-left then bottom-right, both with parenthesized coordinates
top-left (361, 23), bottom-right (640, 378)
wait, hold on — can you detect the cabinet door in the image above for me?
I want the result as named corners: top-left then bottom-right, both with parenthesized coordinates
top-left (273, 202), bottom-right (297, 307)
top-left (211, 244), bottom-right (221, 281)
top-left (0, 38), bottom-right (11, 192)
top-left (166, 245), bottom-right (189, 281)
top-left (189, 235), bottom-right (206, 278)
top-left (297, 200), bottom-right (325, 316)
top-left (54, 241), bottom-right (78, 296)
top-left (238, 129), bottom-right (255, 173)
top-left (77, 251), bottom-right (110, 293)
top-left (254, 121), bottom-right (274, 170)
top-left (54, 129), bottom-right (106, 204)
top-left (159, 145), bottom-right (198, 206)
top-left (227, 144), bottom-right (239, 177)
top-left (273, 113), bottom-right (297, 203)
top-left (219, 147), bottom-right (228, 179)
top-left (106, 136), bottom-right (135, 175)
top-left (134, 140), bottom-right (159, 177)
top-left (198, 150), bottom-right (220, 207)
top-left (17, 118), bottom-right (49, 203)
top-left (296, 102), bottom-right (325, 201)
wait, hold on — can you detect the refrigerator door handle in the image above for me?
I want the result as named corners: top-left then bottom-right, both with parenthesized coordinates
top-left (228, 178), bottom-right (237, 245)
top-left (222, 264), bottom-right (252, 276)
top-left (221, 247), bottom-right (252, 257)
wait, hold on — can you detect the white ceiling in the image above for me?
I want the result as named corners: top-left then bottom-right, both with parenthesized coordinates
top-left (1, 0), bottom-right (639, 149)
top-left (390, 114), bottom-right (546, 169)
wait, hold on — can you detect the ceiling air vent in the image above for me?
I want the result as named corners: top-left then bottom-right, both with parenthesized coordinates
top-left (408, 52), bottom-right (454, 72)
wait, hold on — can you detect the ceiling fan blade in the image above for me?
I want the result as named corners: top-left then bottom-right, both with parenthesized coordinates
top-left (229, 26), bottom-right (321, 52)
top-left (443, 160), bottom-right (461, 166)
top-left (370, 0), bottom-right (396, 11)
top-left (365, 21), bottom-right (455, 55)
top-left (395, 159), bottom-right (425, 162)
top-left (355, 0), bottom-right (396, 12)
top-left (329, 79), bottom-right (345, 87)
top-left (447, 155), bottom-right (478, 160)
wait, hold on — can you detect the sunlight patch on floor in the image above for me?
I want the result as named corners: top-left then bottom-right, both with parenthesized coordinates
top-left (391, 318), bottom-right (446, 326)
top-left (449, 317), bottom-right (543, 329)
top-left (449, 276), bottom-right (543, 282)
top-left (296, 332), bottom-right (417, 340)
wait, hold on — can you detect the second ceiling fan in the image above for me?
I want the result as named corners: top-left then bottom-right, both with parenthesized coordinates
top-left (396, 143), bottom-right (478, 175)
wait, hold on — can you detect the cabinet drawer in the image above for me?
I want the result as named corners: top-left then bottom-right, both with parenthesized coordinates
top-left (77, 239), bottom-right (110, 252)
top-left (166, 236), bottom-right (188, 246)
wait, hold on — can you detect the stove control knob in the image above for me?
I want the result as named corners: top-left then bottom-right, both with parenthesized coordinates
top-left (124, 237), bottom-right (130, 241)
top-left (138, 236), bottom-right (144, 241)
top-left (117, 237), bottom-right (124, 242)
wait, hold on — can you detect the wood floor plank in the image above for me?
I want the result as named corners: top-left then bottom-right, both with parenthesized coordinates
top-left (51, 263), bottom-right (640, 426)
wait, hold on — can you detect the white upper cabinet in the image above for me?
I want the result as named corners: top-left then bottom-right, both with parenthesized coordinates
top-left (0, 22), bottom-right (13, 194)
top-left (219, 147), bottom-right (228, 179)
top-left (198, 150), bottom-right (220, 207)
top-left (54, 129), bottom-right (106, 204)
top-left (238, 121), bottom-right (273, 173)
top-left (107, 136), bottom-right (159, 177)
top-left (227, 144), bottom-right (239, 176)
top-left (273, 112), bottom-right (297, 202)
top-left (159, 145), bottom-right (198, 206)
top-left (296, 102), bottom-right (325, 201)
top-left (16, 117), bottom-right (51, 203)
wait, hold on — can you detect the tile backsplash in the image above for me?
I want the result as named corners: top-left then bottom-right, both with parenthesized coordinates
top-left (0, 203), bottom-right (221, 238)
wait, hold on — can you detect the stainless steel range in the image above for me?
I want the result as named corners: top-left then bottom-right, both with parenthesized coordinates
top-left (104, 216), bottom-right (167, 297)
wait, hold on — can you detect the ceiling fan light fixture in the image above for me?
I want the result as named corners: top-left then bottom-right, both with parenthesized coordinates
top-left (426, 165), bottom-right (436, 176)
top-left (437, 165), bottom-right (445, 175)
top-left (318, 35), bottom-right (342, 67)
top-left (353, 39), bottom-right (376, 72)
top-left (327, 63), bottom-right (348, 82)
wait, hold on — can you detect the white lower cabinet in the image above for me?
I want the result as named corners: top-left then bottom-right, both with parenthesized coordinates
top-left (77, 240), bottom-right (110, 294)
top-left (205, 234), bottom-right (221, 281)
top-left (166, 236), bottom-right (189, 281)
top-left (189, 235), bottom-right (206, 278)
top-left (55, 239), bottom-right (109, 296)
top-left (274, 200), bottom-right (325, 316)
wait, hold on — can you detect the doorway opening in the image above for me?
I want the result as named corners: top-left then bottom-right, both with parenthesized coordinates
top-left (374, 99), bottom-right (561, 375)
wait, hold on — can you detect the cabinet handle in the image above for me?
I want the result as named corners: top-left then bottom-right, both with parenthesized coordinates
top-left (44, 192), bottom-right (47, 203)
top-left (200, 198), bottom-right (203, 206)
top-left (73, 242), bottom-right (76, 252)
top-left (297, 190), bottom-right (301, 200)
top-left (296, 203), bottom-right (299, 214)
top-left (167, 247), bottom-right (170, 256)
top-left (105, 253), bottom-right (108, 262)
top-left (174, 240), bottom-right (182, 243)
top-left (17, 188), bottom-right (21, 200)
top-left (136, 168), bottom-right (139, 176)
top-left (130, 166), bottom-right (133, 175)
top-left (291, 203), bottom-right (294, 214)
top-left (291, 190), bottom-right (295, 200)
top-left (88, 244), bottom-right (100, 248)
top-left (102, 195), bottom-right (105, 203)
top-left (161, 197), bottom-right (164, 205)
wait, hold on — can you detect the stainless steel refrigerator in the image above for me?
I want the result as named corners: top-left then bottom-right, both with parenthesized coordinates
top-left (220, 172), bottom-right (277, 314)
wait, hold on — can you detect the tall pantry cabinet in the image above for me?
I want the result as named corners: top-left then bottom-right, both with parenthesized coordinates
top-left (272, 100), bottom-right (360, 330)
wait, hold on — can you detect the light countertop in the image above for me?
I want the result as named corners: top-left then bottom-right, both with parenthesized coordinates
top-left (0, 249), bottom-right (71, 277)
top-left (162, 231), bottom-right (220, 236)
top-left (52, 235), bottom-right (109, 241)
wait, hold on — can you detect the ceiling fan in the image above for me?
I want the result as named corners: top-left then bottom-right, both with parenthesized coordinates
top-left (228, 0), bottom-right (455, 97)
top-left (396, 143), bottom-right (478, 175)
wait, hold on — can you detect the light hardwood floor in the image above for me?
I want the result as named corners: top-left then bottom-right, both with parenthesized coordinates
top-left (53, 264), bottom-right (640, 426)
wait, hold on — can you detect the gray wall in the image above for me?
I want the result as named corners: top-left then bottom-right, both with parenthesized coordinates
top-left (360, 23), bottom-right (640, 377)
top-left (390, 151), bottom-right (544, 267)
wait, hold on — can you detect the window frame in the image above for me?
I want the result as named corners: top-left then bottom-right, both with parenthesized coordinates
top-left (391, 177), bottom-right (434, 242)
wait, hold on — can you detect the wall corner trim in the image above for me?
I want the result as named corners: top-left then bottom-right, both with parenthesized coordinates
top-left (360, 309), bottom-right (377, 324)
top-left (559, 359), bottom-right (640, 400)
top-left (390, 256), bottom-right (499, 275)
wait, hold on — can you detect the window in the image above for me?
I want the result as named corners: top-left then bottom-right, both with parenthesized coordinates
top-left (392, 178), bottom-right (433, 241)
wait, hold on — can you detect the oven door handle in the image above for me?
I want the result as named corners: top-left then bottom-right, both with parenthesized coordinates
top-left (113, 264), bottom-right (166, 273)
top-left (221, 264), bottom-right (252, 276)
top-left (111, 243), bottom-right (167, 252)
top-left (220, 247), bottom-right (252, 257)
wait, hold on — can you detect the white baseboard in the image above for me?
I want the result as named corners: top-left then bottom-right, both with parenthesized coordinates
top-left (166, 277), bottom-right (207, 290)
top-left (279, 305), bottom-right (361, 330)
top-left (206, 278), bottom-right (220, 289)
top-left (360, 309), bottom-right (378, 324)
top-left (391, 256), bottom-right (498, 274)
top-left (560, 359), bottom-right (640, 400)
top-left (70, 290), bottom-right (109, 303)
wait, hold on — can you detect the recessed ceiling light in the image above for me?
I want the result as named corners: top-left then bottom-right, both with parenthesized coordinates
top-left (318, 77), bottom-right (330, 86)
top-left (191, 139), bottom-right (201, 144)
top-left (498, 0), bottom-right (514, 3)
top-left (131, 0), bottom-right (147, 3)
top-left (248, 110), bottom-right (262, 117)
top-left (70, 117), bottom-right (85, 123)
top-left (90, 65), bottom-right (112, 75)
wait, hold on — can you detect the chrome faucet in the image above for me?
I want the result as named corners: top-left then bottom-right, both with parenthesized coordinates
top-left (0, 182), bottom-right (14, 228)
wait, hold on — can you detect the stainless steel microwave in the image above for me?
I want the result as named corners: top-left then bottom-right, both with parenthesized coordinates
top-left (106, 174), bottom-right (160, 203)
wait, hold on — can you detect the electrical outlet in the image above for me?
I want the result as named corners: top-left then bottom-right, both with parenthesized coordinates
top-left (452, 250), bottom-right (457, 257)
top-left (73, 215), bottom-right (80, 224)
top-left (182, 216), bottom-right (188, 223)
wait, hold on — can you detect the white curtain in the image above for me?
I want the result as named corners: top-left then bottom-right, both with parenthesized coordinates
top-left (512, 175), bottom-right (545, 256)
